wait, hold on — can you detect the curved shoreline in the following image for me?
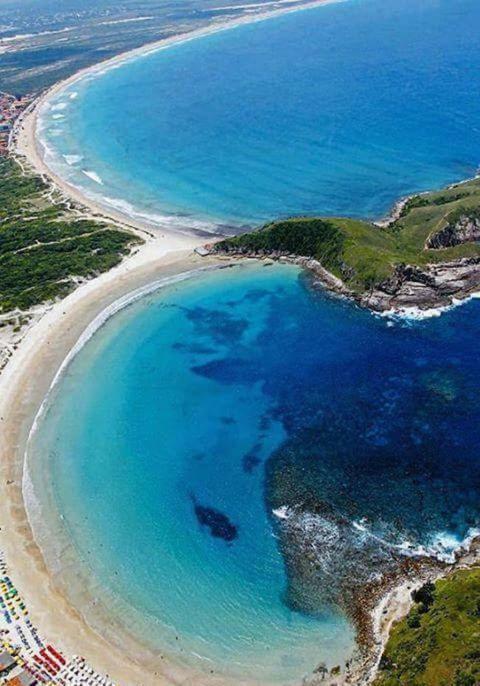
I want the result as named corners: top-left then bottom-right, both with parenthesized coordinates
top-left (23, 259), bottom-right (291, 686)
top-left (12, 0), bottom-right (340, 240)
top-left (2, 0), bottom-right (480, 683)
top-left (4, 245), bottom-right (480, 686)
top-left (2, 4), bottom-right (354, 685)
top-left (0, 248), bottom-right (255, 686)
top-left (22, 259), bottom-right (360, 686)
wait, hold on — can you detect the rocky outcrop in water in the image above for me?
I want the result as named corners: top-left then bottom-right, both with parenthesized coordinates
top-left (426, 214), bottom-right (480, 249)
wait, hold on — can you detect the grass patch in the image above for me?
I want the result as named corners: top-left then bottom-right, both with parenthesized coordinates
top-left (375, 568), bottom-right (480, 686)
top-left (215, 178), bottom-right (480, 292)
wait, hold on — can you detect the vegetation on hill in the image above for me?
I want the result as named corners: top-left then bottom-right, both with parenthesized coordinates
top-left (215, 178), bottom-right (480, 292)
top-left (0, 157), bottom-right (141, 313)
top-left (374, 568), bottom-right (480, 686)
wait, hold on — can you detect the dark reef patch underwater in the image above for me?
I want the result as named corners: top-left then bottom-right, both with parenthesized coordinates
top-left (29, 263), bottom-right (480, 679)
top-left (191, 267), bottom-right (480, 608)
top-left (191, 494), bottom-right (239, 543)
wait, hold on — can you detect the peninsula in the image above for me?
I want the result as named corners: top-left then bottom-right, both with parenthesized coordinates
top-left (1, 104), bottom-right (480, 686)
top-left (213, 177), bottom-right (480, 314)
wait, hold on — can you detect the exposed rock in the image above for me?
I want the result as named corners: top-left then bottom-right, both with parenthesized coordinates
top-left (363, 257), bottom-right (480, 312)
top-left (426, 214), bottom-right (480, 249)
top-left (292, 256), bottom-right (352, 295)
top-left (210, 247), bottom-right (480, 314)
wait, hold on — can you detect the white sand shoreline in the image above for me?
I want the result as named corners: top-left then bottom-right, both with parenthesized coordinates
top-left (0, 248), bottom-right (262, 686)
top-left (21, 258), bottom-right (284, 686)
top-left (12, 0), bottom-right (341, 240)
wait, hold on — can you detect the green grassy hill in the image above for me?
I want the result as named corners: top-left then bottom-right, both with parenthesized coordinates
top-left (215, 178), bottom-right (480, 293)
top-left (374, 568), bottom-right (480, 686)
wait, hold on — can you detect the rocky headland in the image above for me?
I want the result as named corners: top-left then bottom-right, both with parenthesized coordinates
top-left (210, 179), bottom-right (480, 315)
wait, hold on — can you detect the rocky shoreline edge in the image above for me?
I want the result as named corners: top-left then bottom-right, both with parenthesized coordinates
top-left (204, 171), bottom-right (480, 316)
top-left (5, 83), bottom-right (480, 685)
top-left (299, 537), bottom-right (480, 686)
top-left (205, 251), bottom-right (480, 317)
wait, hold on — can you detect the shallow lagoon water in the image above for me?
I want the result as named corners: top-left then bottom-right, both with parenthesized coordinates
top-left (39, 0), bottom-right (480, 230)
top-left (28, 263), bottom-right (480, 682)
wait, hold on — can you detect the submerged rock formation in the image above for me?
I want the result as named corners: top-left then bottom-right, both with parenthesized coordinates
top-left (190, 495), bottom-right (238, 543)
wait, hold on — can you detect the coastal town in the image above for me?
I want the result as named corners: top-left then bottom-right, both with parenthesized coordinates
top-left (0, 93), bottom-right (33, 155)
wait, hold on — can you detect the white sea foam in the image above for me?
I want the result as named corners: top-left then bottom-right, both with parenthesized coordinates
top-left (352, 519), bottom-right (480, 564)
top-left (52, 114), bottom-right (65, 120)
top-left (100, 195), bottom-right (221, 234)
top-left (379, 292), bottom-right (480, 322)
top-left (63, 154), bottom-right (83, 165)
top-left (34, 0), bottom-right (344, 242)
top-left (380, 306), bottom-right (444, 320)
top-left (35, 98), bottom-right (224, 236)
top-left (284, 510), bottom-right (480, 566)
top-left (82, 170), bottom-right (104, 185)
top-left (190, 651), bottom-right (214, 663)
top-left (272, 505), bottom-right (291, 520)
top-left (69, 92), bottom-right (78, 100)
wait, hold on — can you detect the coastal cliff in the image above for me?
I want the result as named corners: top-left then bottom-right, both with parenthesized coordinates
top-left (425, 212), bottom-right (480, 249)
top-left (374, 566), bottom-right (480, 686)
top-left (212, 177), bottom-right (480, 314)
top-left (363, 258), bottom-right (480, 312)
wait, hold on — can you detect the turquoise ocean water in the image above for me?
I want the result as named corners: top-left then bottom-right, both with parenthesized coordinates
top-left (39, 0), bottom-right (480, 231)
top-left (28, 265), bottom-right (354, 683)
top-left (29, 263), bottom-right (480, 683)
top-left (29, 0), bottom-right (480, 682)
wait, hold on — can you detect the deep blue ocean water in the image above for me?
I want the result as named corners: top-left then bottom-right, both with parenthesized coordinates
top-left (29, 263), bottom-right (480, 683)
top-left (39, 0), bottom-right (480, 231)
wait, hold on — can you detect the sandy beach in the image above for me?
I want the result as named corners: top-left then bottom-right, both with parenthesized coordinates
top-left (2, 2), bottom-right (342, 683)
top-left (0, 245), bottom-right (250, 686)
top-left (4, 237), bottom-right (477, 686)
top-left (4, 0), bottom-right (480, 683)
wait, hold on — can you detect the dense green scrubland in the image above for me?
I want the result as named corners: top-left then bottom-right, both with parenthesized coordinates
top-left (375, 568), bottom-right (480, 686)
top-left (0, 157), bottom-right (141, 313)
top-left (3, 151), bottom-right (480, 314)
top-left (215, 178), bottom-right (480, 292)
